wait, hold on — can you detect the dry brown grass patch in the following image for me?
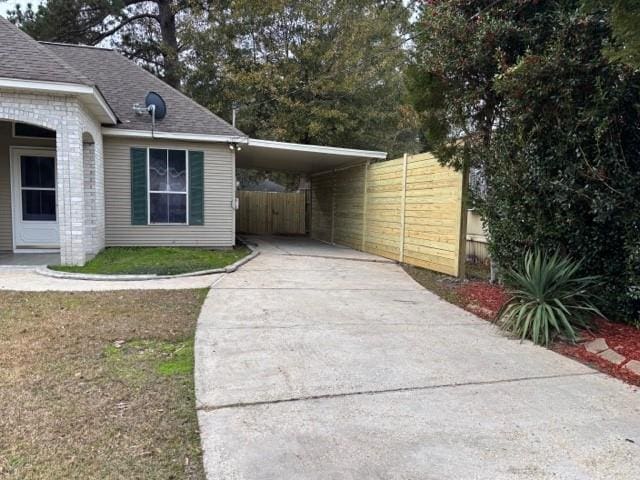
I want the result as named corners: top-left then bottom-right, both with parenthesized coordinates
top-left (0, 289), bottom-right (207, 479)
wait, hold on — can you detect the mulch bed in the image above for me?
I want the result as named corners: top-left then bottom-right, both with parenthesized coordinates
top-left (457, 281), bottom-right (508, 320)
top-left (553, 319), bottom-right (640, 387)
top-left (454, 280), bottom-right (640, 387)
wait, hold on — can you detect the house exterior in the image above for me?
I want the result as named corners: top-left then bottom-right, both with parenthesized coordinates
top-left (0, 16), bottom-right (386, 266)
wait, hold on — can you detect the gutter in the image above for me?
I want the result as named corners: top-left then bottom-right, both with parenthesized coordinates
top-left (102, 127), bottom-right (249, 144)
top-left (248, 138), bottom-right (387, 159)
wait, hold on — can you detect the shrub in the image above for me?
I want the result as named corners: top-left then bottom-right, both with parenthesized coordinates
top-left (408, 1), bottom-right (640, 324)
top-left (495, 250), bottom-right (604, 346)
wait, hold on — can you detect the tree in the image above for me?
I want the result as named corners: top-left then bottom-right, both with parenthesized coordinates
top-left (408, 0), bottom-right (640, 322)
top-left (583, 0), bottom-right (640, 69)
top-left (185, 0), bottom-right (421, 156)
top-left (5, 0), bottom-right (200, 87)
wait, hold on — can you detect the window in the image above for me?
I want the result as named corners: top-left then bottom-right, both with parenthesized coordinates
top-left (148, 148), bottom-right (188, 224)
top-left (21, 155), bottom-right (56, 221)
top-left (13, 122), bottom-right (56, 139)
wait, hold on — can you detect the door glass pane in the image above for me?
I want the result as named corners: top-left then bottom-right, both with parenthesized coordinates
top-left (168, 150), bottom-right (186, 192)
top-left (168, 194), bottom-right (187, 223)
top-left (149, 149), bottom-right (167, 191)
top-left (150, 192), bottom-right (169, 223)
top-left (22, 190), bottom-right (56, 221)
top-left (21, 156), bottom-right (55, 188)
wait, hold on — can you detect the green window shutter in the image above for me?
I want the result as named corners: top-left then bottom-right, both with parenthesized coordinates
top-left (189, 151), bottom-right (204, 225)
top-left (130, 147), bottom-right (148, 225)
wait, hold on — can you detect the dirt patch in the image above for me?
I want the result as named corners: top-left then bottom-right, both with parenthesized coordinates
top-left (0, 289), bottom-right (207, 479)
top-left (403, 263), bottom-right (505, 320)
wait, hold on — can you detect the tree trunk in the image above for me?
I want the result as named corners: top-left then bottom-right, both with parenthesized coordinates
top-left (490, 257), bottom-right (498, 284)
top-left (157, 0), bottom-right (180, 88)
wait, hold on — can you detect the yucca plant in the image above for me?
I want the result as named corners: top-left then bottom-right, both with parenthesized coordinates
top-left (495, 250), bottom-right (605, 346)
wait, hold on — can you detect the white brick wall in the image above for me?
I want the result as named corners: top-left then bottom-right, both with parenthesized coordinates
top-left (79, 104), bottom-right (104, 258)
top-left (0, 91), bottom-right (105, 265)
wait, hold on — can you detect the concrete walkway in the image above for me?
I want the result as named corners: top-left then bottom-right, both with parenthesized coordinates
top-left (196, 236), bottom-right (640, 479)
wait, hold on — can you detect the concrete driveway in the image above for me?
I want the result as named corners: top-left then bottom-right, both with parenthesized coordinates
top-left (195, 236), bottom-right (640, 479)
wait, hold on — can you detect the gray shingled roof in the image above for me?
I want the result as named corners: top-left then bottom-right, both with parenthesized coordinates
top-left (0, 15), bottom-right (244, 136)
top-left (44, 43), bottom-right (245, 136)
top-left (0, 16), bottom-right (93, 86)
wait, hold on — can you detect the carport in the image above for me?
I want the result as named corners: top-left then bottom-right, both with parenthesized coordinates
top-left (236, 138), bottom-right (468, 277)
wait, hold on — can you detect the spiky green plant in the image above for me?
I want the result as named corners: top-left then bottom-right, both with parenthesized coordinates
top-left (495, 250), bottom-right (605, 346)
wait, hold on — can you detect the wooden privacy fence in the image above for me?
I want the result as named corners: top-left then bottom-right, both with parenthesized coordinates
top-left (236, 191), bottom-right (306, 235)
top-left (311, 152), bottom-right (467, 277)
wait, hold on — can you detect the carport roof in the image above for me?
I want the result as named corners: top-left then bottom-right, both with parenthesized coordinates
top-left (236, 138), bottom-right (387, 173)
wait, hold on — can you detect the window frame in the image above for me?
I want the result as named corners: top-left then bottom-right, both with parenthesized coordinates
top-left (20, 155), bottom-right (57, 222)
top-left (146, 148), bottom-right (190, 225)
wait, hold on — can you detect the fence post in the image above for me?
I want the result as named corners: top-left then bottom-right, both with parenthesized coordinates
top-left (399, 153), bottom-right (409, 263)
top-left (331, 169), bottom-right (336, 244)
top-left (456, 166), bottom-right (469, 278)
top-left (361, 161), bottom-right (369, 251)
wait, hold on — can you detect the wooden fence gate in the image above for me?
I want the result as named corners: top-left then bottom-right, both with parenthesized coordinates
top-left (236, 191), bottom-right (306, 235)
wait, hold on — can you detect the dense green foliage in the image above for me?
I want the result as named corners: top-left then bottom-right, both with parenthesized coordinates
top-left (51, 246), bottom-right (249, 275)
top-left (496, 250), bottom-right (603, 345)
top-left (584, 0), bottom-right (640, 68)
top-left (185, 0), bottom-right (420, 156)
top-left (409, 1), bottom-right (640, 323)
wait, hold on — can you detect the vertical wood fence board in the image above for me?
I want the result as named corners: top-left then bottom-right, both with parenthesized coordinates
top-left (237, 191), bottom-right (305, 235)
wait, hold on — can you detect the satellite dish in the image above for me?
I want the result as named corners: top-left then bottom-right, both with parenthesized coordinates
top-left (145, 91), bottom-right (167, 120)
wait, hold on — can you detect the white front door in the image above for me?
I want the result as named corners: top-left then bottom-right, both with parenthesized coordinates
top-left (11, 148), bottom-right (59, 250)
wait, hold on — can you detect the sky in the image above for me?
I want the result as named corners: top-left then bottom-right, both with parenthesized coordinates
top-left (2, 0), bottom-right (44, 16)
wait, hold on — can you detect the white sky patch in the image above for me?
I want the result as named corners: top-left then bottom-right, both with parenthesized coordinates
top-left (2, 0), bottom-right (44, 16)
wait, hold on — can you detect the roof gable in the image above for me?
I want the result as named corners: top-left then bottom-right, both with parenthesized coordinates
top-left (43, 42), bottom-right (245, 137)
top-left (0, 15), bottom-right (243, 136)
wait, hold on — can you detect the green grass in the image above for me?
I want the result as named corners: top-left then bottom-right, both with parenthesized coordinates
top-left (104, 338), bottom-right (196, 385)
top-left (50, 246), bottom-right (250, 275)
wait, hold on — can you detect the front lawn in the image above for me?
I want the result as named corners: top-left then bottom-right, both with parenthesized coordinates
top-left (0, 289), bottom-right (207, 479)
top-left (50, 246), bottom-right (250, 275)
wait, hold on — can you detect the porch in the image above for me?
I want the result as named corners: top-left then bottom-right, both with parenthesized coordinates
top-left (0, 251), bottom-right (60, 267)
top-left (0, 90), bottom-right (105, 266)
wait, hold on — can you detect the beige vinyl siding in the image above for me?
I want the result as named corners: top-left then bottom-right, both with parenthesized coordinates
top-left (0, 121), bottom-right (56, 251)
top-left (103, 136), bottom-right (235, 247)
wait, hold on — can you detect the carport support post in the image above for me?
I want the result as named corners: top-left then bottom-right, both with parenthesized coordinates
top-left (399, 153), bottom-right (409, 263)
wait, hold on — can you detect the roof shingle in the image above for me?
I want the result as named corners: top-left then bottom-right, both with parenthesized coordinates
top-left (44, 42), bottom-right (245, 136)
top-left (0, 16), bottom-right (93, 86)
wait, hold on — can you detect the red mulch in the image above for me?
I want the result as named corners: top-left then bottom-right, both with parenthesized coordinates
top-left (553, 318), bottom-right (640, 387)
top-left (584, 318), bottom-right (640, 361)
top-left (455, 280), bottom-right (640, 387)
top-left (456, 281), bottom-right (508, 320)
